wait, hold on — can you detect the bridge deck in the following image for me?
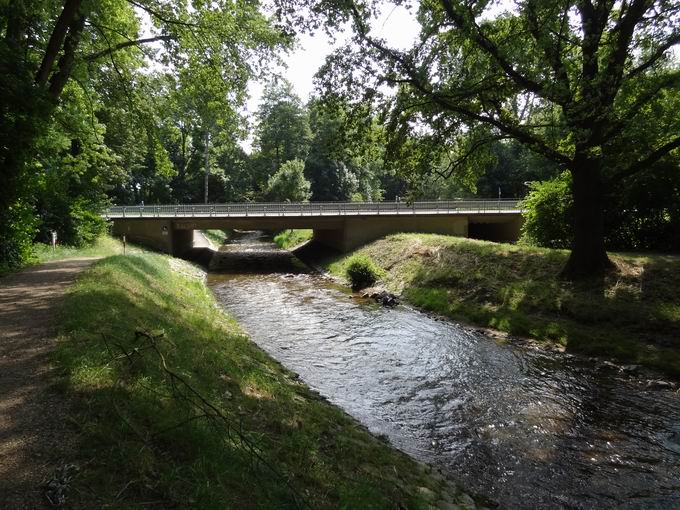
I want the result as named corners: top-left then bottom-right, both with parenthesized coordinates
top-left (104, 200), bottom-right (522, 219)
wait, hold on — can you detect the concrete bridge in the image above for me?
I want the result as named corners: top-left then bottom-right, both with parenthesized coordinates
top-left (106, 200), bottom-right (524, 256)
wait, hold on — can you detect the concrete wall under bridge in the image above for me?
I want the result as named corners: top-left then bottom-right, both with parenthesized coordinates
top-left (108, 201), bottom-right (524, 257)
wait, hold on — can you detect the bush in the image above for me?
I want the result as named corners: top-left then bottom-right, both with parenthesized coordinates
top-left (265, 159), bottom-right (312, 202)
top-left (519, 172), bottom-right (573, 249)
top-left (0, 199), bottom-right (39, 272)
top-left (345, 255), bottom-right (381, 290)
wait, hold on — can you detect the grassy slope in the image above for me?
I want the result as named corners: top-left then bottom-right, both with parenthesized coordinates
top-left (274, 229), bottom-right (314, 249)
top-left (55, 252), bottom-right (472, 509)
top-left (326, 233), bottom-right (680, 377)
top-left (202, 229), bottom-right (232, 246)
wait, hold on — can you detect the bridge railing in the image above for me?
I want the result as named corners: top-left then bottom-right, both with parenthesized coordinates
top-left (104, 199), bottom-right (521, 219)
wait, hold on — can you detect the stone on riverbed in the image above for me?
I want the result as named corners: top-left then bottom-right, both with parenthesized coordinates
top-left (645, 379), bottom-right (677, 391)
top-left (361, 288), bottom-right (400, 307)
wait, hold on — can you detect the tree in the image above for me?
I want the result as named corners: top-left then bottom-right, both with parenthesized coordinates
top-left (521, 155), bottom-right (680, 252)
top-left (305, 99), bottom-right (385, 200)
top-left (299, 0), bottom-right (680, 278)
top-left (264, 159), bottom-right (312, 202)
top-left (253, 80), bottom-right (312, 180)
top-left (1, 0), bottom-right (288, 266)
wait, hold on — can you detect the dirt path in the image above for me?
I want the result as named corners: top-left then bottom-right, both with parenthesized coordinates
top-left (0, 258), bottom-right (99, 509)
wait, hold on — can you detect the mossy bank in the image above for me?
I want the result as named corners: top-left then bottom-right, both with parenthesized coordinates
top-left (324, 233), bottom-right (680, 377)
top-left (55, 250), bottom-right (476, 508)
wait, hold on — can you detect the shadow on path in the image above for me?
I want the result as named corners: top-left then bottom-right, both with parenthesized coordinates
top-left (0, 258), bottom-right (98, 509)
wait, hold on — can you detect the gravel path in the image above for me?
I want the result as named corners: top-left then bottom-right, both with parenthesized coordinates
top-left (0, 258), bottom-right (99, 509)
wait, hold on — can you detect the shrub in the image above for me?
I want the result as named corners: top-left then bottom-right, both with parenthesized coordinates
top-left (519, 172), bottom-right (573, 249)
top-left (345, 255), bottom-right (380, 290)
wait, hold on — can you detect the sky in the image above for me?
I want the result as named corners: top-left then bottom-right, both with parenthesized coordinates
top-left (240, 4), bottom-right (421, 150)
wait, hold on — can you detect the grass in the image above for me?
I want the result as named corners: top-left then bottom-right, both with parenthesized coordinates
top-left (274, 229), bottom-right (313, 249)
top-left (1, 236), bottom-right (128, 276)
top-left (324, 233), bottom-right (680, 377)
top-left (34, 235), bottom-right (126, 262)
top-left (54, 251), bottom-right (472, 509)
top-left (202, 229), bottom-right (232, 246)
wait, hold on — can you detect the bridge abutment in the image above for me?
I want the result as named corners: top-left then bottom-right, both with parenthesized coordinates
top-left (111, 219), bottom-right (194, 256)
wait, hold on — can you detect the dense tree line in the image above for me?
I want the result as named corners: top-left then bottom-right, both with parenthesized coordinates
top-left (1, 1), bottom-right (678, 278)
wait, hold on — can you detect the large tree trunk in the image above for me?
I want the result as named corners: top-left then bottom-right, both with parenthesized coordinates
top-left (562, 157), bottom-right (613, 279)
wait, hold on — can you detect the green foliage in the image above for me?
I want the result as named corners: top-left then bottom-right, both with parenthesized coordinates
top-left (605, 157), bottom-right (680, 251)
top-left (0, 199), bottom-right (39, 273)
top-left (305, 100), bottom-right (387, 201)
top-left (0, 0), bottom-right (289, 267)
top-left (345, 255), bottom-right (381, 290)
top-left (520, 158), bottom-right (680, 252)
top-left (253, 80), bottom-right (312, 182)
top-left (520, 173), bottom-right (573, 249)
top-left (265, 159), bottom-right (312, 202)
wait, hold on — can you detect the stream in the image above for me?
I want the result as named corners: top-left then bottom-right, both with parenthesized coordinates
top-left (207, 231), bottom-right (680, 509)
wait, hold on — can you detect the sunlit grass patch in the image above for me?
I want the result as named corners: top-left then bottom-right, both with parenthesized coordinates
top-left (274, 229), bottom-right (313, 249)
top-left (202, 229), bottom-right (232, 246)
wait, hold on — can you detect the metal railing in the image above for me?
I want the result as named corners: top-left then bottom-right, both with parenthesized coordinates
top-left (104, 199), bottom-right (522, 219)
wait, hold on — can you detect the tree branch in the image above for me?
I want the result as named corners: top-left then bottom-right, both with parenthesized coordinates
top-left (439, 0), bottom-right (563, 104)
top-left (35, 0), bottom-right (83, 87)
top-left (606, 70), bottom-right (680, 138)
top-left (435, 135), bottom-right (511, 179)
top-left (610, 135), bottom-right (680, 183)
top-left (85, 35), bottom-right (173, 61)
top-left (347, 7), bottom-right (571, 166)
top-left (525, 0), bottom-right (572, 102)
top-left (47, 9), bottom-right (86, 102)
top-left (126, 0), bottom-right (198, 28)
top-left (624, 32), bottom-right (680, 80)
top-left (603, 0), bottom-right (650, 94)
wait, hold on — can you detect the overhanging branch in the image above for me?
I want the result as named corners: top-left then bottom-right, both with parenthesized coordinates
top-left (610, 135), bottom-right (680, 183)
top-left (85, 35), bottom-right (173, 61)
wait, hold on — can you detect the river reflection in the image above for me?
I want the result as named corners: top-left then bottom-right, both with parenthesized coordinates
top-left (207, 232), bottom-right (680, 509)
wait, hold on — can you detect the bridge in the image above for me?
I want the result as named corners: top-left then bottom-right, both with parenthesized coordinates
top-left (105, 199), bottom-right (524, 256)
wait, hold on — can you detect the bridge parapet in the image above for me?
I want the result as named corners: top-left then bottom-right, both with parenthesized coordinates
top-left (104, 199), bottom-right (522, 219)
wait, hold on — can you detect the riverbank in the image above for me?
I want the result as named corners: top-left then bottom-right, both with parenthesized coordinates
top-left (321, 233), bottom-right (680, 377)
top-left (202, 229), bottom-right (232, 247)
top-left (274, 229), bottom-right (313, 249)
top-left (54, 250), bottom-right (475, 508)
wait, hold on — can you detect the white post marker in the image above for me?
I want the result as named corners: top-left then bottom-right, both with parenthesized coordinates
top-left (51, 230), bottom-right (57, 254)
top-left (122, 235), bottom-right (126, 256)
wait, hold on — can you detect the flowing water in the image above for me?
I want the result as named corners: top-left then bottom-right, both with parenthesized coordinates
top-left (207, 232), bottom-right (680, 509)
